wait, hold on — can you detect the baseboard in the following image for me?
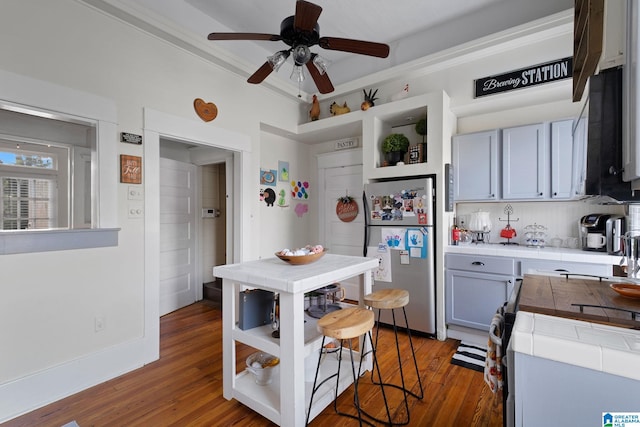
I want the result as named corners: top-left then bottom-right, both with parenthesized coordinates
top-left (0, 336), bottom-right (158, 423)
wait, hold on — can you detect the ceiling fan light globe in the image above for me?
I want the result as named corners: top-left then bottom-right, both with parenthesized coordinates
top-left (292, 44), bottom-right (311, 65)
top-left (290, 65), bottom-right (305, 82)
top-left (268, 50), bottom-right (290, 72)
top-left (312, 54), bottom-right (330, 75)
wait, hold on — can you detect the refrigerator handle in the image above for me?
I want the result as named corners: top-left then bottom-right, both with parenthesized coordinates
top-left (363, 190), bottom-right (369, 257)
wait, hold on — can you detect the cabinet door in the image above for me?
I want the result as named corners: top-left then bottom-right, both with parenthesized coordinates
top-left (550, 119), bottom-right (574, 199)
top-left (445, 269), bottom-right (514, 331)
top-left (502, 123), bottom-right (547, 199)
top-left (572, 116), bottom-right (587, 197)
top-left (452, 130), bottom-right (499, 201)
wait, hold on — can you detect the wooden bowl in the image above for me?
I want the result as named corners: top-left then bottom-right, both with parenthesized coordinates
top-left (275, 250), bottom-right (326, 265)
top-left (610, 283), bottom-right (640, 299)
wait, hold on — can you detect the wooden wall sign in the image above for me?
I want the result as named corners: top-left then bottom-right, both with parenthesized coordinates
top-left (474, 57), bottom-right (573, 98)
top-left (120, 155), bottom-right (142, 184)
top-left (336, 197), bottom-right (358, 222)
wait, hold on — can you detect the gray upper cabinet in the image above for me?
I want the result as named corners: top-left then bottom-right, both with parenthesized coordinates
top-left (452, 130), bottom-right (499, 201)
top-left (550, 119), bottom-right (574, 198)
top-left (452, 119), bottom-right (586, 202)
top-left (502, 123), bottom-right (547, 200)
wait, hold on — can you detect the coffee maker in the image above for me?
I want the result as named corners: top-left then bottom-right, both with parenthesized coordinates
top-left (579, 214), bottom-right (611, 252)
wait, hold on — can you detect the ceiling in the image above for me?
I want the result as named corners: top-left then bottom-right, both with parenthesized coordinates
top-left (85, 0), bottom-right (573, 99)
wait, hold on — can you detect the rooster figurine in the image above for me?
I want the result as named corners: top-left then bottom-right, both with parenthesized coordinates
top-left (329, 101), bottom-right (350, 116)
top-left (309, 94), bottom-right (320, 121)
top-left (361, 88), bottom-right (379, 111)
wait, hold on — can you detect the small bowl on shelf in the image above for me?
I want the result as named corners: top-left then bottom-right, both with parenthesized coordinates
top-left (246, 352), bottom-right (279, 385)
top-left (275, 250), bottom-right (326, 265)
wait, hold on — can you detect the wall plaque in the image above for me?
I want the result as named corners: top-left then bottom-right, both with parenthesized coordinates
top-left (120, 132), bottom-right (142, 145)
top-left (120, 155), bottom-right (142, 184)
top-left (474, 57), bottom-right (573, 98)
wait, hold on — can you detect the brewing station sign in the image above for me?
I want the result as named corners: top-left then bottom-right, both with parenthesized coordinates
top-left (474, 57), bottom-right (572, 98)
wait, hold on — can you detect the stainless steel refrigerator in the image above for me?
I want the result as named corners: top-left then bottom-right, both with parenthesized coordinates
top-left (363, 176), bottom-right (436, 336)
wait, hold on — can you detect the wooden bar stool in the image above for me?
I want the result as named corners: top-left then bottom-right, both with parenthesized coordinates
top-left (363, 289), bottom-right (424, 425)
top-left (305, 307), bottom-right (392, 427)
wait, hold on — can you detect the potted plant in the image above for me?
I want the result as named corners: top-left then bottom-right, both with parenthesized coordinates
top-left (415, 118), bottom-right (427, 138)
top-left (382, 133), bottom-right (410, 165)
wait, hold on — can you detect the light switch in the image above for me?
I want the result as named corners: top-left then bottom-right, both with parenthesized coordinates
top-left (128, 186), bottom-right (144, 200)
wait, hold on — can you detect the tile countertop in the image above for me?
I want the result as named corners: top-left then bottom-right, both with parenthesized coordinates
top-left (511, 311), bottom-right (640, 381)
top-left (446, 243), bottom-right (623, 265)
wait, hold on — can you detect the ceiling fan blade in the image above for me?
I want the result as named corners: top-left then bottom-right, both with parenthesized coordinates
top-left (319, 37), bottom-right (390, 58)
top-left (247, 61), bottom-right (274, 84)
top-left (306, 61), bottom-right (334, 94)
top-left (294, 0), bottom-right (322, 32)
top-left (208, 32), bottom-right (282, 42)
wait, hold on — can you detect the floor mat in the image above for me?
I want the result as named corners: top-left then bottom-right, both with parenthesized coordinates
top-left (450, 341), bottom-right (486, 372)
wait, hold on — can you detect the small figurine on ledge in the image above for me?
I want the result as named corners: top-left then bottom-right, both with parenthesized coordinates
top-left (391, 83), bottom-right (409, 101)
top-left (361, 88), bottom-right (379, 111)
top-left (329, 101), bottom-right (350, 116)
top-left (309, 94), bottom-right (320, 121)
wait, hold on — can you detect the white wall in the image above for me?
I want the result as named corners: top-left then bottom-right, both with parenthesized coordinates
top-left (258, 132), bottom-right (313, 257)
top-left (0, 0), bottom-right (303, 421)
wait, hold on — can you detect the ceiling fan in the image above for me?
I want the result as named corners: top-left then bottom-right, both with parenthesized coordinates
top-left (207, 0), bottom-right (390, 94)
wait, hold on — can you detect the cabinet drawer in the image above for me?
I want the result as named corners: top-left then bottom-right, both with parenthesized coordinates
top-left (445, 253), bottom-right (516, 275)
top-left (520, 259), bottom-right (612, 278)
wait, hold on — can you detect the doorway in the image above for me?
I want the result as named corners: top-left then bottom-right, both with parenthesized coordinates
top-left (158, 140), bottom-right (230, 315)
top-left (143, 107), bottom-right (249, 360)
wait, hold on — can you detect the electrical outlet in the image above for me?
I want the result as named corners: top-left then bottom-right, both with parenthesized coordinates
top-left (128, 203), bottom-right (143, 219)
top-left (95, 316), bottom-right (105, 332)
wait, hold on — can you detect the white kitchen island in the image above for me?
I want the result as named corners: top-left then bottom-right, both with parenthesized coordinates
top-left (213, 254), bottom-right (379, 427)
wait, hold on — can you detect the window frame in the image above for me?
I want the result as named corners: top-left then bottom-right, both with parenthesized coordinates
top-left (0, 70), bottom-right (119, 254)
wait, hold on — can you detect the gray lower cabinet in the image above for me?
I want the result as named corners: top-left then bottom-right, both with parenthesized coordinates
top-left (513, 353), bottom-right (639, 427)
top-left (445, 253), bottom-right (516, 331)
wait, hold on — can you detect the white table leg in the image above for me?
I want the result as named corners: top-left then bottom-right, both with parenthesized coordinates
top-left (278, 291), bottom-right (306, 426)
top-left (360, 271), bottom-right (373, 371)
top-left (222, 279), bottom-right (237, 400)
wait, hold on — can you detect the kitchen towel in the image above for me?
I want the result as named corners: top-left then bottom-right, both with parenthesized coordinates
top-left (484, 312), bottom-right (504, 393)
top-left (450, 342), bottom-right (486, 372)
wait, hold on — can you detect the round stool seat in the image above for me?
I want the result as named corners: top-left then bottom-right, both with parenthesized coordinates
top-left (317, 307), bottom-right (374, 340)
top-left (364, 289), bottom-right (409, 310)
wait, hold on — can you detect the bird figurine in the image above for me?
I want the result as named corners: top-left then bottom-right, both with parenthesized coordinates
top-left (391, 84), bottom-right (409, 101)
top-left (329, 101), bottom-right (351, 116)
top-left (361, 88), bottom-right (379, 111)
top-left (309, 94), bottom-right (320, 121)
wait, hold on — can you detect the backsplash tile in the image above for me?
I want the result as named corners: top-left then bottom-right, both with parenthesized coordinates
top-left (455, 201), bottom-right (626, 245)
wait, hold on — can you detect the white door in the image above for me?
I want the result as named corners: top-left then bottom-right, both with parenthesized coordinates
top-left (321, 164), bottom-right (364, 300)
top-left (159, 158), bottom-right (198, 315)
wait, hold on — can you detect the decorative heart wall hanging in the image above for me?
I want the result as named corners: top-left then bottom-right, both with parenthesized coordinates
top-left (193, 98), bottom-right (218, 122)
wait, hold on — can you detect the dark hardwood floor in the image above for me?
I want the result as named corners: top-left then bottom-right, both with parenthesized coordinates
top-left (2, 301), bottom-right (502, 426)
